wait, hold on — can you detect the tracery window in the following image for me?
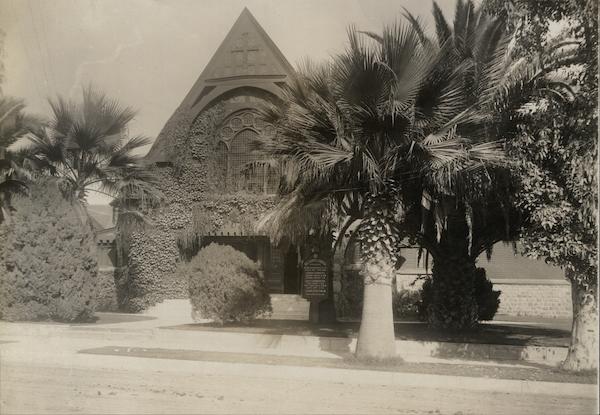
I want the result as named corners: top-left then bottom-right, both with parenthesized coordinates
top-left (215, 141), bottom-right (228, 184)
top-left (217, 110), bottom-right (278, 194)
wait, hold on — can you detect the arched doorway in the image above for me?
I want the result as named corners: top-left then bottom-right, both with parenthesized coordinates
top-left (283, 244), bottom-right (300, 294)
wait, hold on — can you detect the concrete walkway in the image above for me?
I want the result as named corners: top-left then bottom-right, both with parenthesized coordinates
top-left (0, 328), bottom-right (596, 400)
top-left (0, 310), bottom-right (573, 367)
top-left (0, 312), bottom-right (597, 415)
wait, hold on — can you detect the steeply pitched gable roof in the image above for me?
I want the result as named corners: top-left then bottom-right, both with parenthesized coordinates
top-left (146, 8), bottom-right (294, 162)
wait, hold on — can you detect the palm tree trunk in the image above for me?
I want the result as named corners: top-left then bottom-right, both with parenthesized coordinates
top-left (356, 251), bottom-right (396, 359)
top-left (563, 271), bottom-right (598, 371)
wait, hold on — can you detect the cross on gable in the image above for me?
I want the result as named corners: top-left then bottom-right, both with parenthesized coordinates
top-left (227, 32), bottom-right (268, 75)
top-left (231, 32), bottom-right (259, 65)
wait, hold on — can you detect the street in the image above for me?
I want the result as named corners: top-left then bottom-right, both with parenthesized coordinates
top-left (0, 332), bottom-right (596, 415)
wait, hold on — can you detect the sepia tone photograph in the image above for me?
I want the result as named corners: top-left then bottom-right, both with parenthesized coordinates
top-left (0, 0), bottom-right (598, 413)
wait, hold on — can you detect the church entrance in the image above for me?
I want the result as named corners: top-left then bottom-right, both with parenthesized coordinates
top-left (283, 244), bottom-right (300, 294)
top-left (200, 236), bottom-right (301, 295)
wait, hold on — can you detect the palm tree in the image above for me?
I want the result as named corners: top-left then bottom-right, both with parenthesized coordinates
top-left (397, 0), bottom-right (578, 329)
top-left (0, 96), bottom-right (40, 223)
top-left (257, 14), bottom-right (515, 357)
top-left (25, 86), bottom-right (162, 226)
top-left (258, 0), bottom-right (572, 357)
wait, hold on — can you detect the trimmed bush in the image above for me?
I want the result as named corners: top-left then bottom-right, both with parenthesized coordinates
top-left (473, 267), bottom-right (501, 321)
top-left (183, 243), bottom-right (271, 324)
top-left (0, 179), bottom-right (98, 322)
top-left (418, 266), bottom-right (500, 326)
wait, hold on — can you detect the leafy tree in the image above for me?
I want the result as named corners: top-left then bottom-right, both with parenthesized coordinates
top-left (484, 0), bottom-right (598, 371)
top-left (258, 0), bottom-right (539, 356)
top-left (0, 178), bottom-right (98, 321)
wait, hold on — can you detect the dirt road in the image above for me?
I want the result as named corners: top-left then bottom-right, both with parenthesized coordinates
top-left (1, 360), bottom-right (596, 414)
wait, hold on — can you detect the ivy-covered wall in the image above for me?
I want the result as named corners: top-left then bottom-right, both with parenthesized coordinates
top-left (123, 104), bottom-right (278, 311)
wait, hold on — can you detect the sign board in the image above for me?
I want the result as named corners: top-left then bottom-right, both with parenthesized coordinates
top-left (302, 258), bottom-right (328, 300)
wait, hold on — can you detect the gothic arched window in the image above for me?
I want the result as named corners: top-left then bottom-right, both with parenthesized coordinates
top-left (229, 129), bottom-right (264, 192)
top-left (217, 110), bottom-right (279, 194)
top-left (215, 141), bottom-right (228, 185)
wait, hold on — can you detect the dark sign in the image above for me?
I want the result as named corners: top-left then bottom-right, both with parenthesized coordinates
top-left (302, 258), bottom-right (328, 299)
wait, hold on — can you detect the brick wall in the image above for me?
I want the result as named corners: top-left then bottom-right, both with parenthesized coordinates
top-left (492, 279), bottom-right (572, 319)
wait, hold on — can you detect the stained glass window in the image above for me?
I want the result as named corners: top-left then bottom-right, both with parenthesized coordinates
top-left (229, 129), bottom-right (264, 192)
top-left (217, 110), bottom-right (279, 194)
top-left (215, 141), bottom-right (228, 185)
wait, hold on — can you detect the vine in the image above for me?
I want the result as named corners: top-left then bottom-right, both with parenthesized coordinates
top-left (123, 104), bottom-right (278, 311)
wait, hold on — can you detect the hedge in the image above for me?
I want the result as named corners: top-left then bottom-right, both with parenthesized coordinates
top-left (0, 179), bottom-right (98, 322)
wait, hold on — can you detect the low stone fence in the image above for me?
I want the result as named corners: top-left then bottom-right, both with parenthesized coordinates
top-left (491, 278), bottom-right (572, 319)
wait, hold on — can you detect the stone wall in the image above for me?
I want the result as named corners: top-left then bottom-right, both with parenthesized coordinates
top-left (403, 275), bottom-right (572, 319)
top-left (333, 258), bottom-right (573, 320)
top-left (492, 279), bottom-right (572, 319)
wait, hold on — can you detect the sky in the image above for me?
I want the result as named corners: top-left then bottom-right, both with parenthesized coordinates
top-left (0, 0), bottom-right (456, 203)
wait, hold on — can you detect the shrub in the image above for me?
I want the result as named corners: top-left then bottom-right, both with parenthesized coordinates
top-left (337, 271), bottom-right (422, 320)
top-left (183, 243), bottom-right (271, 324)
top-left (418, 266), bottom-right (500, 326)
top-left (0, 179), bottom-right (98, 322)
top-left (473, 268), bottom-right (501, 321)
top-left (392, 289), bottom-right (421, 319)
top-left (337, 269), bottom-right (364, 318)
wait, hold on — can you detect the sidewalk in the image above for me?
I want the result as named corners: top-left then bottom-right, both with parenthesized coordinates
top-left (0, 311), bottom-right (576, 368)
top-left (0, 334), bottom-right (596, 401)
top-left (0, 312), bottom-right (597, 403)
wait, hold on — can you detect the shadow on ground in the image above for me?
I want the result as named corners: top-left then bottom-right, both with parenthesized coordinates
top-left (160, 319), bottom-right (571, 348)
top-left (70, 312), bottom-right (157, 326)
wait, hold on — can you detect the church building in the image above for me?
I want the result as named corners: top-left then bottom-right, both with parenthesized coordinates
top-left (119, 8), bottom-right (569, 320)
top-left (144, 8), bottom-right (306, 299)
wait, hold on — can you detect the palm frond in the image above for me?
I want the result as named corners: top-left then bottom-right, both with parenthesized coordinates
top-left (432, 1), bottom-right (452, 45)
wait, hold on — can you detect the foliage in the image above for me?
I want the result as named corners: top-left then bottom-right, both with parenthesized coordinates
top-left (178, 193), bottom-right (277, 258)
top-left (489, 0), bottom-right (597, 290)
top-left (419, 259), bottom-right (477, 329)
top-left (337, 269), bottom-right (364, 318)
top-left (123, 104), bottom-right (278, 310)
top-left (0, 178), bottom-right (98, 321)
top-left (25, 86), bottom-right (162, 215)
top-left (473, 268), bottom-right (501, 320)
top-left (0, 96), bottom-right (40, 223)
top-left (259, 0), bottom-right (555, 331)
top-left (124, 228), bottom-right (182, 312)
top-left (337, 268), bottom-right (421, 319)
top-left (0, 96), bottom-right (39, 148)
top-left (484, 0), bottom-right (598, 371)
top-left (419, 266), bottom-right (500, 325)
top-left (184, 243), bottom-right (271, 324)
top-left (392, 289), bottom-right (421, 319)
